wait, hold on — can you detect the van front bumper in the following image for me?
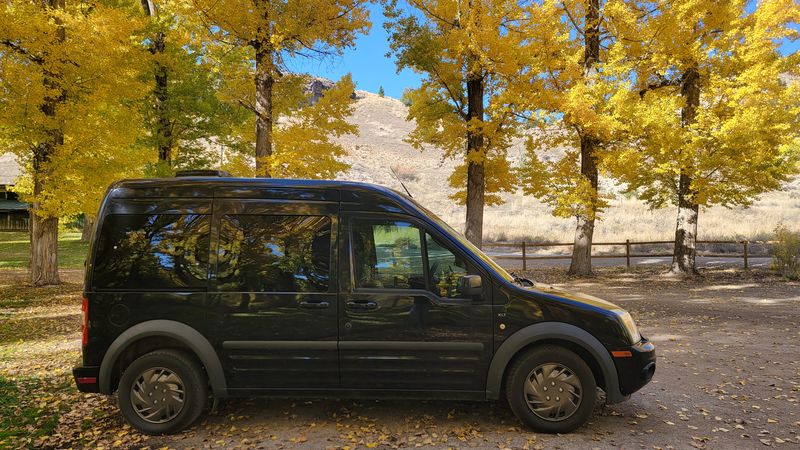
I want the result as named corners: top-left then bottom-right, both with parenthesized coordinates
top-left (73, 365), bottom-right (101, 393)
top-left (612, 338), bottom-right (656, 396)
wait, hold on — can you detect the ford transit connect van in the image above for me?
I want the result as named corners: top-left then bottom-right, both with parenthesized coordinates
top-left (73, 173), bottom-right (655, 435)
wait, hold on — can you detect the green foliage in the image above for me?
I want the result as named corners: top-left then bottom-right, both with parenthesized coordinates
top-left (139, 46), bottom-right (250, 175)
top-left (772, 224), bottom-right (800, 279)
top-left (378, 86), bottom-right (385, 97)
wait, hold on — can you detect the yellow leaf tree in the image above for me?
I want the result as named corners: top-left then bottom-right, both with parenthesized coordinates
top-left (511, 0), bottom-right (629, 275)
top-left (0, 0), bottom-right (149, 285)
top-left (607, 0), bottom-right (800, 275)
top-left (190, 0), bottom-right (370, 177)
top-left (385, 0), bottom-right (523, 248)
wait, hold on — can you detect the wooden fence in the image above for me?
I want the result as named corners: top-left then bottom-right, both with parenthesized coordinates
top-left (485, 240), bottom-right (773, 270)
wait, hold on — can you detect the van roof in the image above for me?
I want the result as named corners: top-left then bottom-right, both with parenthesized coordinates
top-left (106, 177), bottom-right (422, 215)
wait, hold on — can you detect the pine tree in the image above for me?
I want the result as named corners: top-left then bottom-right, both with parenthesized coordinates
top-left (378, 85), bottom-right (385, 97)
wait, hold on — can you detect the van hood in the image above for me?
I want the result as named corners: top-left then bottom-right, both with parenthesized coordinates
top-left (527, 282), bottom-right (623, 312)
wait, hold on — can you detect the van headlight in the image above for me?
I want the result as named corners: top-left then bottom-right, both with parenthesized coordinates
top-left (613, 310), bottom-right (641, 344)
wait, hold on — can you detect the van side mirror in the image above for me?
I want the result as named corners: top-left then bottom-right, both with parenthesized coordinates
top-left (457, 275), bottom-right (482, 297)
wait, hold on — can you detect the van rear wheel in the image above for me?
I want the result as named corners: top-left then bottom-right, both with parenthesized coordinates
top-left (118, 349), bottom-right (207, 435)
top-left (505, 346), bottom-right (596, 433)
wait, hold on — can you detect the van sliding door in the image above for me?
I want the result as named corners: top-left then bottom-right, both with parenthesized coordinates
top-left (208, 199), bottom-right (339, 391)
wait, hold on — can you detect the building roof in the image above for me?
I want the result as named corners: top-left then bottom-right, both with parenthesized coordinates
top-left (0, 198), bottom-right (28, 212)
top-left (0, 153), bottom-right (22, 186)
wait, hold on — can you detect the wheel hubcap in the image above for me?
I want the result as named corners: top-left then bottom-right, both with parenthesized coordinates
top-left (130, 367), bottom-right (185, 424)
top-left (524, 363), bottom-right (582, 421)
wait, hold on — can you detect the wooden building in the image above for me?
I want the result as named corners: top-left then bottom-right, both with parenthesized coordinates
top-left (0, 153), bottom-right (28, 231)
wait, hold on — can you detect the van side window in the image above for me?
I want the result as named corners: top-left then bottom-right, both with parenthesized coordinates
top-left (93, 214), bottom-right (210, 289)
top-left (426, 234), bottom-right (468, 298)
top-left (216, 215), bottom-right (331, 293)
top-left (351, 219), bottom-right (425, 290)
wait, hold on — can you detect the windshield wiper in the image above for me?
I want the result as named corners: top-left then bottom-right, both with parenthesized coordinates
top-left (509, 271), bottom-right (534, 287)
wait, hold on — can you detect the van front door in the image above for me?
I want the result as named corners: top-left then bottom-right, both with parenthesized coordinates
top-left (209, 199), bottom-right (339, 391)
top-left (338, 214), bottom-right (493, 393)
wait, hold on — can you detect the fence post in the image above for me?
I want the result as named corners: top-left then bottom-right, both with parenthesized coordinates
top-left (625, 239), bottom-right (631, 271)
top-left (521, 241), bottom-right (527, 271)
top-left (743, 240), bottom-right (749, 269)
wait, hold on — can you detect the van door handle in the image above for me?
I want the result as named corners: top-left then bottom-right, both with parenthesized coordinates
top-left (346, 300), bottom-right (378, 311)
top-left (299, 301), bottom-right (330, 309)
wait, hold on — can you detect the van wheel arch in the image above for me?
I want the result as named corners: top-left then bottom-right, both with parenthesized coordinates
top-left (486, 322), bottom-right (626, 404)
top-left (502, 338), bottom-right (607, 398)
top-left (99, 320), bottom-right (227, 398)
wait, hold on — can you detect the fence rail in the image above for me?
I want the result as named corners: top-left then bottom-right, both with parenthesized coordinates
top-left (485, 239), bottom-right (775, 270)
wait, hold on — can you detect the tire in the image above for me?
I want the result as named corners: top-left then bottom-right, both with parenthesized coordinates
top-left (505, 345), bottom-right (596, 433)
top-left (118, 349), bottom-right (208, 435)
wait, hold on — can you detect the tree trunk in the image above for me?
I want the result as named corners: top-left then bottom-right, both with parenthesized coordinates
top-left (568, 0), bottom-right (601, 276)
top-left (671, 172), bottom-right (699, 275)
top-left (254, 40), bottom-right (274, 178)
top-left (568, 138), bottom-right (599, 276)
top-left (141, 1), bottom-right (173, 166)
top-left (154, 42), bottom-right (172, 164)
top-left (81, 215), bottom-right (94, 243)
top-left (464, 73), bottom-right (485, 248)
top-left (670, 66), bottom-right (701, 276)
top-left (29, 0), bottom-right (65, 286)
top-left (30, 210), bottom-right (60, 286)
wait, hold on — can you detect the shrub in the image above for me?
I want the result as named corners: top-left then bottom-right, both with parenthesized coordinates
top-left (390, 164), bottom-right (419, 182)
top-left (771, 224), bottom-right (800, 279)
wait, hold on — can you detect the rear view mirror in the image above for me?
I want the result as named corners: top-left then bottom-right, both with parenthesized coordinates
top-left (457, 275), bottom-right (482, 297)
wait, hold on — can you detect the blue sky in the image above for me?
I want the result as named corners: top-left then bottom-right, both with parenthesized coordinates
top-left (285, 2), bottom-right (421, 99)
top-left (286, 2), bottom-right (798, 100)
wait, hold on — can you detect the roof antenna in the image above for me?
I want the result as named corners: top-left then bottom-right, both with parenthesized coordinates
top-left (389, 166), bottom-right (413, 198)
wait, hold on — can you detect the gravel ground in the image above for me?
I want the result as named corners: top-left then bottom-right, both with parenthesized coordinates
top-left (4, 267), bottom-right (799, 449)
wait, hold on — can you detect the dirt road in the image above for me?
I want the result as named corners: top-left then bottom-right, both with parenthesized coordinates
top-left (5, 268), bottom-right (798, 449)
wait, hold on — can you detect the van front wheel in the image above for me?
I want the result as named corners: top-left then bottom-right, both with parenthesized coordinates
top-left (118, 349), bottom-right (208, 435)
top-left (505, 346), bottom-right (596, 433)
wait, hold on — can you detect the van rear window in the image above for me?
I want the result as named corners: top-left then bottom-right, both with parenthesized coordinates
top-left (92, 214), bottom-right (210, 290)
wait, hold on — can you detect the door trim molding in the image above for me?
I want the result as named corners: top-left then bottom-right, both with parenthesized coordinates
top-left (339, 341), bottom-right (484, 351)
top-left (223, 341), bottom-right (337, 351)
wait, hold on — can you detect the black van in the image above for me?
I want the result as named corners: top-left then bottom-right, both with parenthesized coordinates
top-left (73, 174), bottom-right (655, 435)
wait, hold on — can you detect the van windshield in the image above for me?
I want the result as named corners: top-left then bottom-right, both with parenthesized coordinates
top-left (409, 199), bottom-right (515, 283)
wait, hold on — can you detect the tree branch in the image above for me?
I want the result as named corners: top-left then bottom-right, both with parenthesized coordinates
top-left (638, 73), bottom-right (684, 98)
top-left (0, 39), bottom-right (44, 64)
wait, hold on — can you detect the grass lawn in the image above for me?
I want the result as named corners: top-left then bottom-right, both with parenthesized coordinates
top-left (0, 231), bottom-right (88, 269)
top-left (0, 270), bottom-right (89, 449)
